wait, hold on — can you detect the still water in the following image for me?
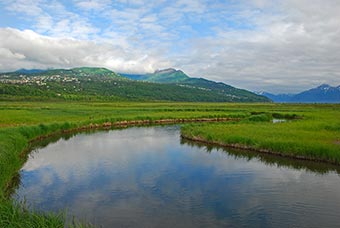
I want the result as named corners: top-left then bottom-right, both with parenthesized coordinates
top-left (13, 126), bottom-right (340, 227)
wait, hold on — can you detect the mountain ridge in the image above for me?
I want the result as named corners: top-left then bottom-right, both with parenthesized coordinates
top-left (121, 68), bottom-right (268, 102)
top-left (0, 67), bottom-right (270, 102)
top-left (121, 68), bottom-right (189, 83)
top-left (260, 84), bottom-right (340, 103)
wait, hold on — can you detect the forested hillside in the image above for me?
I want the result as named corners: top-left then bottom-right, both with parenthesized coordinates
top-left (1, 67), bottom-right (270, 102)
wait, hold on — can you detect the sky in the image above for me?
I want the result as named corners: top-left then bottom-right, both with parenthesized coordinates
top-left (0, 0), bottom-right (339, 93)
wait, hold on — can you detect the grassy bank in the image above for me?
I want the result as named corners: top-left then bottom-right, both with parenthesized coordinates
top-left (1, 101), bottom-right (340, 227)
top-left (0, 200), bottom-right (93, 228)
top-left (181, 104), bottom-right (340, 164)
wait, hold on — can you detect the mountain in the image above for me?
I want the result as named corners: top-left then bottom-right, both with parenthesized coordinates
top-left (122, 68), bottom-right (269, 102)
top-left (260, 84), bottom-right (340, 103)
top-left (121, 68), bottom-right (189, 83)
top-left (0, 67), bottom-right (270, 102)
top-left (15, 69), bottom-right (47, 74)
top-left (291, 84), bottom-right (340, 103)
top-left (4, 67), bottom-right (122, 80)
top-left (145, 68), bottom-right (189, 83)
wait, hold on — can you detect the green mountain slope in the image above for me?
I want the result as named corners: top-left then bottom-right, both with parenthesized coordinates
top-left (181, 78), bottom-right (267, 102)
top-left (1, 67), bottom-right (270, 102)
top-left (2, 67), bottom-right (123, 81)
top-left (144, 68), bottom-right (189, 82)
top-left (122, 68), bottom-right (269, 102)
top-left (120, 68), bottom-right (189, 83)
top-left (36, 67), bottom-right (122, 79)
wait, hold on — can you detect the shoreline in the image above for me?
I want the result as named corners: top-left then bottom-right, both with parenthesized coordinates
top-left (5, 117), bottom-right (240, 193)
top-left (27, 117), bottom-right (240, 144)
top-left (180, 134), bottom-right (340, 166)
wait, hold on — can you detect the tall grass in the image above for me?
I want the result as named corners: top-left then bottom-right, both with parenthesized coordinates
top-left (0, 199), bottom-right (93, 228)
top-left (181, 104), bottom-right (340, 163)
top-left (0, 200), bottom-right (64, 228)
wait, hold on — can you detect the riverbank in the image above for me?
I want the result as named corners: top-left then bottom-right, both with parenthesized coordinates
top-left (181, 134), bottom-right (340, 165)
top-left (181, 106), bottom-right (340, 165)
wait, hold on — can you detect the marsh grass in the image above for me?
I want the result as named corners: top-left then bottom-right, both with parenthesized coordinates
top-left (181, 104), bottom-right (340, 163)
top-left (0, 199), bottom-right (94, 228)
top-left (0, 199), bottom-right (65, 228)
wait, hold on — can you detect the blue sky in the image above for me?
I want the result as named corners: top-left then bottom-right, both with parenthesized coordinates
top-left (0, 0), bottom-right (340, 93)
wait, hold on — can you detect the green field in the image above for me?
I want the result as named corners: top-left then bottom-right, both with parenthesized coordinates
top-left (0, 101), bottom-right (340, 227)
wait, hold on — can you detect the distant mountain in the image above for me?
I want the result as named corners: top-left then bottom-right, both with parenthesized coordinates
top-left (258, 92), bottom-right (295, 103)
top-left (0, 67), bottom-right (270, 102)
top-left (260, 84), bottom-right (340, 103)
top-left (119, 73), bottom-right (145, 81)
top-left (15, 69), bottom-right (47, 74)
top-left (122, 68), bottom-right (269, 102)
top-left (291, 84), bottom-right (340, 103)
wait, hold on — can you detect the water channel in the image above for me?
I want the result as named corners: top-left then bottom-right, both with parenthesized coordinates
top-left (13, 126), bottom-right (340, 227)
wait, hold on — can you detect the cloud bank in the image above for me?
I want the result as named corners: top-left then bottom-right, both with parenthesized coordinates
top-left (0, 0), bottom-right (340, 93)
top-left (0, 28), bottom-right (169, 73)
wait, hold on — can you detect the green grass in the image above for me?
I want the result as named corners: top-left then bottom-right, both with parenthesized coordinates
top-left (1, 101), bottom-right (340, 227)
top-left (181, 103), bottom-right (340, 163)
top-left (0, 200), bottom-right (65, 228)
top-left (0, 199), bottom-right (93, 228)
top-left (0, 101), bottom-right (251, 127)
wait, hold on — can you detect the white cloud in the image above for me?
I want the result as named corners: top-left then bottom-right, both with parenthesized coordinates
top-left (73, 0), bottom-right (111, 10)
top-left (4, 0), bottom-right (44, 16)
top-left (0, 28), bottom-right (170, 73)
top-left (173, 0), bottom-right (340, 93)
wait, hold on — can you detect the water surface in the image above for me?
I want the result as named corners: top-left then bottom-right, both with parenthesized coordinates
top-left (14, 126), bottom-right (340, 227)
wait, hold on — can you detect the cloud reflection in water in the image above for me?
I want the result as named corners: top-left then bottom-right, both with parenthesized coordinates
top-left (14, 126), bottom-right (340, 228)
